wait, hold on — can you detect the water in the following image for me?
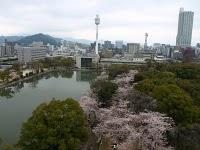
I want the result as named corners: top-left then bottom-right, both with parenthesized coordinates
top-left (0, 70), bottom-right (96, 144)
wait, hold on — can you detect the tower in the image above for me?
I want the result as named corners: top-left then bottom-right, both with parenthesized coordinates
top-left (95, 15), bottom-right (100, 55)
top-left (144, 33), bottom-right (148, 50)
top-left (176, 8), bottom-right (194, 47)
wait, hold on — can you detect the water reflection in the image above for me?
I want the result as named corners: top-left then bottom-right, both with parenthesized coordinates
top-left (0, 70), bottom-right (96, 99)
top-left (0, 87), bottom-right (15, 99)
top-left (76, 70), bottom-right (97, 82)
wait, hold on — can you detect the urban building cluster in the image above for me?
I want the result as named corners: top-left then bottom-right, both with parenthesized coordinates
top-left (0, 8), bottom-right (199, 69)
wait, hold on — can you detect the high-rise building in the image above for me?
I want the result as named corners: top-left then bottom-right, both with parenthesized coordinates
top-left (103, 41), bottom-right (112, 50)
top-left (127, 43), bottom-right (140, 55)
top-left (144, 33), bottom-right (148, 50)
top-left (115, 41), bottom-right (123, 49)
top-left (0, 40), bottom-right (16, 57)
top-left (176, 8), bottom-right (194, 47)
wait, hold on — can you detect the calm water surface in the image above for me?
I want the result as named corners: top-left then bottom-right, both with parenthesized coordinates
top-left (0, 70), bottom-right (96, 144)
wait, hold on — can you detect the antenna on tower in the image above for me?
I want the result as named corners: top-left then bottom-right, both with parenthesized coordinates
top-left (95, 15), bottom-right (100, 55)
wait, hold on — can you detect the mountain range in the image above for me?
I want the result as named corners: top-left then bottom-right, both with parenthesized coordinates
top-left (17, 33), bottom-right (62, 46)
top-left (0, 36), bottom-right (24, 44)
top-left (0, 33), bottom-right (93, 46)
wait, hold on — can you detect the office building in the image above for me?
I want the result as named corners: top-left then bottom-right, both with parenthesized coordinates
top-left (153, 43), bottom-right (161, 49)
top-left (16, 42), bottom-right (47, 64)
top-left (76, 55), bottom-right (99, 69)
top-left (115, 41), bottom-right (123, 49)
top-left (0, 40), bottom-right (16, 57)
top-left (176, 8), bottom-right (194, 47)
top-left (103, 41), bottom-right (112, 50)
top-left (127, 43), bottom-right (140, 55)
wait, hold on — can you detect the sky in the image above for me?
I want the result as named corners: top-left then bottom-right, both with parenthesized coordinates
top-left (0, 0), bottom-right (200, 45)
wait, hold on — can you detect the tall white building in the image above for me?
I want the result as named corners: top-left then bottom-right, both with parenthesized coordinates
top-left (16, 42), bottom-right (47, 64)
top-left (176, 8), bottom-right (194, 47)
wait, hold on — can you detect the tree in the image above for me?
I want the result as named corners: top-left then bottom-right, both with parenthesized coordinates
top-left (167, 124), bottom-right (200, 150)
top-left (61, 58), bottom-right (74, 68)
top-left (166, 63), bottom-right (200, 79)
top-left (11, 63), bottom-right (21, 72)
top-left (31, 61), bottom-right (44, 73)
top-left (18, 98), bottom-right (89, 150)
top-left (108, 64), bottom-right (129, 79)
top-left (127, 90), bottom-right (157, 113)
top-left (0, 70), bottom-right (10, 82)
top-left (91, 80), bottom-right (118, 107)
top-left (177, 79), bottom-right (200, 106)
top-left (152, 84), bottom-right (195, 124)
top-left (135, 79), bottom-right (155, 95)
top-left (134, 73), bottom-right (144, 82)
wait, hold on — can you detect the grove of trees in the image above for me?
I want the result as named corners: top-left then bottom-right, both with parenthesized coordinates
top-left (135, 62), bottom-right (200, 150)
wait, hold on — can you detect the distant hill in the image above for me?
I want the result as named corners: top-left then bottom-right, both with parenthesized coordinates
top-left (0, 36), bottom-right (24, 44)
top-left (64, 37), bottom-right (92, 45)
top-left (17, 33), bottom-right (62, 46)
top-left (0, 33), bottom-right (92, 46)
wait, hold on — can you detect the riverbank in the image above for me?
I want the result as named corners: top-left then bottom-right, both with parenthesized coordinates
top-left (0, 67), bottom-right (100, 89)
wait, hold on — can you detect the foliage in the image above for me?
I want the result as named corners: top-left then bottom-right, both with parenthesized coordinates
top-left (90, 80), bottom-right (118, 107)
top-left (108, 64), bottom-right (129, 79)
top-left (136, 70), bottom-right (199, 125)
top-left (167, 124), bottom-right (200, 150)
top-left (166, 63), bottom-right (200, 79)
top-left (11, 63), bottom-right (21, 72)
top-left (152, 84), bottom-right (196, 124)
top-left (135, 63), bottom-right (200, 149)
top-left (81, 70), bottom-right (174, 150)
top-left (38, 57), bottom-right (74, 69)
top-left (177, 79), bottom-right (200, 106)
top-left (127, 90), bottom-right (157, 113)
top-left (2, 144), bottom-right (16, 150)
top-left (135, 79), bottom-right (155, 95)
top-left (18, 98), bottom-right (89, 150)
top-left (31, 61), bottom-right (44, 70)
top-left (0, 69), bottom-right (10, 82)
top-left (133, 72), bottom-right (144, 82)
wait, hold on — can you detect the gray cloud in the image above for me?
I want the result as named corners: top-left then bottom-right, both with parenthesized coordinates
top-left (0, 0), bottom-right (199, 45)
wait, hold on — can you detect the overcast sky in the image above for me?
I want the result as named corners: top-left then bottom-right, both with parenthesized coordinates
top-left (0, 0), bottom-right (200, 45)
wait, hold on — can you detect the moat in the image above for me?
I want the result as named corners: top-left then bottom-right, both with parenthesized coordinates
top-left (0, 70), bottom-right (96, 144)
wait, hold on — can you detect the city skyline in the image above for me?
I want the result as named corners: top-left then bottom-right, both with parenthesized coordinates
top-left (0, 0), bottom-right (200, 45)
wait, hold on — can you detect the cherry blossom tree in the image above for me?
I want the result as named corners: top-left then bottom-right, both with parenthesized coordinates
top-left (80, 70), bottom-right (174, 150)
